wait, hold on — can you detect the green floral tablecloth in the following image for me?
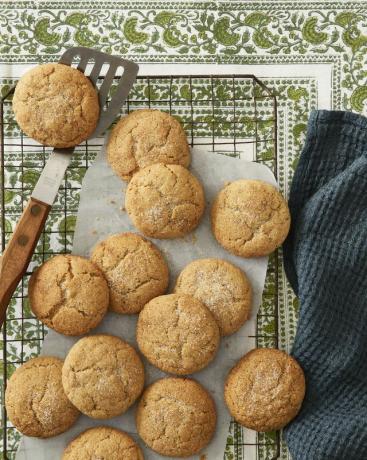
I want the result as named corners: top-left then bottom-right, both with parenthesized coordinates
top-left (1, 1), bottom-right (366, 459)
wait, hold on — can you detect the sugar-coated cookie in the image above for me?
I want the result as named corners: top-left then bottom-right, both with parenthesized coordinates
top-left (125, 164), bottom-right (205, 239)
top-left (136, 377), bottom-right (216, 457)
top-left (211, 179), bottom-right (290, 257)
top-left (63, 426), bottom-right (144, 460)
top-left (137, 293), bottom-right (220, 374)
top-left (91, 232), bottom-right (169, 314)
top-left (62, 335), bottom-right (144, 419)
top-left (107, 109), bottom-right (190, 181)
top-left (5, 356), bottom-right (79, 438)
top-left (175, 258), bottom-right (252, 336)
top-left (13, 63), bottom-right (99, 147)
top-left (224, 348), bottom-right (305, 431)
top-left (29, 255), bottom-right (109, 336)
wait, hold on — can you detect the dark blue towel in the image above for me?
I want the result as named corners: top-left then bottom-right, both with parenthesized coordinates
top-left (283, 110), bottom-right (367, 460)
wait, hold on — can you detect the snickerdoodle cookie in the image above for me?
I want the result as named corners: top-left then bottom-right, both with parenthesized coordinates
top-left (136, 377), bottom-right (216, 457)
top-left (175, 258), bottom-right (252, 336)
top-left (107, 109), bottom-right (190, 181)
top-left (5, 356), bottom-right (79, 438)
top-left (125, 164), bottom-right (205, 238)
top-left (62, 335), bottom-right (144, 419)
top-left (91, 232), bottom-right (169, 314)
top-left (136, 293), bottom-right (220, 375)
top-left (13, 63), bottom-right (99, 148)
top-left (63, 426), bottom-right (144, 460)
top-left (28, 255), bottom-right (109, 336)
top-left (224, 348), bottom-right (306, 432)
top-left (211, 180), bottom-right (291, 257)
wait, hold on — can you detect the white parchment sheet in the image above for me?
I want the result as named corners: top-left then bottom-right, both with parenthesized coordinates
top-left (17, 146), bottom-right (277, 460)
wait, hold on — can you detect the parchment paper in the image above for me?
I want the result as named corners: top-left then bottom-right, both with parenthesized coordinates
top-left (17, 145), bottom-right (277, 460)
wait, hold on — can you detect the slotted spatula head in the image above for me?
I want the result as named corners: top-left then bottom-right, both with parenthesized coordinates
top-left (59, 46), bottom-right (139, 138)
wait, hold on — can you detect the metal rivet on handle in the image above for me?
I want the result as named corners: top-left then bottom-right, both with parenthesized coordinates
top-left (17, 235), bottom-right (29, 246)
top-left (31, 204), bottom-right (41, 216)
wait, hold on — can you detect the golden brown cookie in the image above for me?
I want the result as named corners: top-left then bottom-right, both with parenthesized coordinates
top-left (90, 232), bottom-right (169, 314)
top-left (28, 255), bottom-right (109, 336)
top-left (62, 426), bottom-right (144, 460)
top-left (107, 109), bottom-right (190, 181)
top-left (136, 377), bottom-right (216, 457)
top-left (224, 348), bottom-right (306, 432)
top-left (136, 293), bottom-right (220, 375)
top-left (13, 63), bottom-right (99, 148)
top-left (175, 258), bottom-right (252, 336)
top-left (5, 356), bottom-right (79, 438)
top-left (211, 180), bottom-right (291, 257)
top-left (125, 164), bottom-right (205, 239)
top-left (62, 334), bottom-right (144, 419)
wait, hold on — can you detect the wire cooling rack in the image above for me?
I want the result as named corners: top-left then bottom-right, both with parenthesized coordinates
top-left (0, 74), bottom-right (279, 460)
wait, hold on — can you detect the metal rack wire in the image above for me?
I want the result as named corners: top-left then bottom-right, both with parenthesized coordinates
top-left (0, 74), bottom-right (279, 460)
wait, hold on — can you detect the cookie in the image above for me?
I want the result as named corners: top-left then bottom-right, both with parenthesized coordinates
top-left (62, 334), bottom-right (144, 419)
top-left (136, 293), bottom-right (220, 375)
top-left (125, 164), bottom-right (205, 239)
top-left (63, 426), bottom-right (144, 460)
top-left (12, 63), bottom-right (99, 148)
top-left (5, 356), bottom-right (79, 438)
top-left (224, 348), bottom-right (306, 432)
top-left (91, 232), bottom-right (169, 314)
top-left (28, 255), bottom-right (109, 336)
top-left (211, 180), bottom-right (291, 257)
top-left (136, 377), bottom-right (216, 457)
top-left (175, 258), bottom-right (252, 336)
top-left (107, 109), bottom-right (190, 181)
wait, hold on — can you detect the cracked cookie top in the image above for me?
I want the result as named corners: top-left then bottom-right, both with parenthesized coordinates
top-left (224, 348), bottom-right (306, 432)
top-left (136, 293), bottom-right (220, 375)
top-left (175, 258), bottom-right (252, 336)
top-left (107, 109), bottom-right (191, 181)
top-left (29, 254), bottom-right (109, 336)
top-left (136, 377), bottom-right (216, 457)
top-left (62, 334), bottom-right (144, 419)
top-left (13, 63), bottom-right (99, 148)
top-left (125, 163), bottom-right (205, 239)
top-left (62, 426), bottom-right (144, 460)
top-left (5, 356), bottom-right (79, 438)
top-left (211, 179), bottom-right (291, 258)
top-left (91, 232), bottom-right (169, 314)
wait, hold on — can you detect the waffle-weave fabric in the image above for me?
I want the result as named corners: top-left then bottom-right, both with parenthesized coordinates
top-left (284, 110), bottom-right (367, 459)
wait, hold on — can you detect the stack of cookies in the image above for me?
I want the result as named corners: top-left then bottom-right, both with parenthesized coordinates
top-left (8, 65), bottom-right (305, 460)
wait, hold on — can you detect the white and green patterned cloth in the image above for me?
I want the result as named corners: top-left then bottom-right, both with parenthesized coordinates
top-left (1, 2), bottom-right (366, 459)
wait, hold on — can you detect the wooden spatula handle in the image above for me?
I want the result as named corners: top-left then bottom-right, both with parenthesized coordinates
top-left (0, 197), bottom-right (50, 328)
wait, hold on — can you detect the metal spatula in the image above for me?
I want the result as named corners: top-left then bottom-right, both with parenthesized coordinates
top-left (0, 47), bottom-right (139, 327)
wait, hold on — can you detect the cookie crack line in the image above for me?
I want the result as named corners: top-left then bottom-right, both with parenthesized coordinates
top-left (152, 124), bottom-right (172, 152)
top-left (29, 399), bottom-right (45, 430)
top-left (120, 277), bottom-right (161, 296)
top-left (40, 256), bottom-right (82, 323)
top-left (22, 361), bottom-right (61, 370)
top-left (224, 200), bottom-right (282, 232)
top-left (130, 168), bottom-right (200, 202)
top-left (29, 366), bottom-right (51, 429)
top-left (131, 183), bottom-right (201, 212)
top-left (147, 399), bottom-right (212, 448)
top-left (39, 267), bottom-right (69, 323)
top-left (98, 242), bottom-right (142, 273)
top-left (222, 200), bottom-right (285, 246)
